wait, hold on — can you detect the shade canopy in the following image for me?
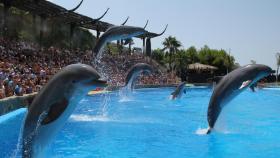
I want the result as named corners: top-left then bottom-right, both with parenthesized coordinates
top-left (188, 63), bottom-right (218, 71)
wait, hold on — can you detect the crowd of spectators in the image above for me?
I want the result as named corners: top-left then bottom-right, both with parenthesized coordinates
top-left (0, 38), bottom-right (178, 99)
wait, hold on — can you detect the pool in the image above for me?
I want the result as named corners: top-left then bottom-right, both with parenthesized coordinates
top-left (1, 87), bottom-right (280, 158)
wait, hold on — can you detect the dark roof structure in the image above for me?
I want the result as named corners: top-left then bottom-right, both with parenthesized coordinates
top-left (0, 0), bottom-right (112, 32)
top-left (0, 0), bottom-right (167, 38)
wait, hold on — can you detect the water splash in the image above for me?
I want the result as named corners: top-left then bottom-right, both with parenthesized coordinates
top-left (10, 109), bottom-right (27, 158)
top-left (118, 72), bottom-right (141, 101)
top-left (118, 95), bottom-right (134, 102)
top-left (92, 47), bottom-right (110, 81)
top-left (195, 128), bottom-right (209, 135)
top-left (20, 111), bottom-right (49, 158)
top-left (119, 86), bottom-right (133, 102)
top-left (70, 114), bottom-right (110, 122)
top-left (97, 90), bottom-right (111, 117)
top-left (70, 114), bottom-right (165, 125)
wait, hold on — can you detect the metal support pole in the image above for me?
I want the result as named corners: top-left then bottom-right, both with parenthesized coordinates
top-left (142, 38), bottom-right (146, 54)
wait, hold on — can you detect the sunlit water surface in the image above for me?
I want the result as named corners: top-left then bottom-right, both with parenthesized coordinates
top-left (1, 87), bottom-right (280, 158)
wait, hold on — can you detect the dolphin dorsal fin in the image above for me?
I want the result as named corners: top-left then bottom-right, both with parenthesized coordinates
top-left (239, 80), bottom-right (252, 90)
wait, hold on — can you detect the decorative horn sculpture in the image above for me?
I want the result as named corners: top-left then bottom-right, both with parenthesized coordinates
top-left (94, 8), bottom-right (110, 22)
top-left (143, 20), bottom-right (149, 29)
top-left (68, 0), bottom-right (84, 12)
top-left (121, 16), bottom-right (130, 25)
top-left (80, 8), bottom-right (110, 25)
top-left (156, 24), bottom-right (168, 36)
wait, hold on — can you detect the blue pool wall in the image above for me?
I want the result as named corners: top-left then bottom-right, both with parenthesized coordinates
top-left (0, 93), bottom-right (36, 116)
top-left (0, 84), bottom-right (212, 116)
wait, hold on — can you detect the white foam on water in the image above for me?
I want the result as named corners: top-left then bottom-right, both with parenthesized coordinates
top-left (70, 114), bottom-right (165, 125)
top-left (195, 127), bottom-right (232, 135)
top-left (169, 95), bottom-right (173, 100)
top-left (263, 87), bottom-right (280, 90)
top-left (118, 96), bottom-right (133, 102)
top-left (195, 128), bottom-right (209, 135)
top-left (70, 114), bottom-right (110, 122)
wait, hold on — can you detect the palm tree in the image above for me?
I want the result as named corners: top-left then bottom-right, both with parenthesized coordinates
top-left (276, 53), bottom-right (280, 83)
top-left (162, 36), bottom-right (181, 71)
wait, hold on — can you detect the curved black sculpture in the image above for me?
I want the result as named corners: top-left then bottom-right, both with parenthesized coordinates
top-left (81, 8), bottom-right (110, 25)
top-left (22, 64), bottom-right (106, 158)
top-left (68, 0), bottom-right (84, 12)
top-left (49, 0), bottom-right (84, 17)
top-left (93, 25), bottom-right (148, 58)
top-left (121, 16), bottom-right (130, 25)
top-left (154, 24), bottom-right (168, 36)
top-left (206, 64), bottom-right (274, 134)
top-left (94, 8), bottom-right (110, 22)
top-left (145, 24), bottom-right (168, 56)
top-left (170, 82), bottom-right (186, 100)
top-left (143, 20), bottom-right (149, 29)
top-left (125, 63), bottom-right (154, 90)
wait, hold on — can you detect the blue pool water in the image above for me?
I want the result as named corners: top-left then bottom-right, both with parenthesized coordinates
top-left (1, 87), bottom-right (280, 158)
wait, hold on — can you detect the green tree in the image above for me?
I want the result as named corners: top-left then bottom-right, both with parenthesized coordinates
top-left (185, 46), bottom-right (198, 64)
top-left (174, 49), bottom-right (189, 81)
top-left (152, 48), bottom-right (165, 65)
top-left (162, 36), bottom-right (181, 71)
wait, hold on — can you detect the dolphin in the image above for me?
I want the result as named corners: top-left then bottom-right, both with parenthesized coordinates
top-left (22, 64), bottom-right (107, 158)
top-left (124, 63), bottom-right (154, 90)
top-left (170, 82), bottom-right (186, 100)
top-left (93, 25), bottom-right (147, 58)
top-left (206, 64), bottom-right (275, 134)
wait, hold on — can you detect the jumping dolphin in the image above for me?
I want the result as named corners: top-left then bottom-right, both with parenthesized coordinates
top-left (206, 64), bottom-right (274, 134)
top-left (22, 64), bottom-right (106, 158)
top-left (124, 63), bottom-right (154, 90)
top-left (170, 82), bottom-right (186, 100)
top-left (93, 25), bottom-right (147, 58)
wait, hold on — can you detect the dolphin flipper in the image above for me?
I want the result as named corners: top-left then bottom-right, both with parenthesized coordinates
top-left (249, 86), bottom-right (255, 92)
top-left (41, 97), bottom-right (69, 125)
top-left (249, 83), bottom-right (257, 92)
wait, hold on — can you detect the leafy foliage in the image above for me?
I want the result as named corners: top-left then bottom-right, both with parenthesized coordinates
top-left (152, 37), bottom-right (237, 78)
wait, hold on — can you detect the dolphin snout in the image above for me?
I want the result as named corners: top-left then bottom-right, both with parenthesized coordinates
top-left (84, 79), bottom-right (108, 88)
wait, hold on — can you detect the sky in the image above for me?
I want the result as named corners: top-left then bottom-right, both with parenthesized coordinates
top-left (49, 0), bottom-right (280, 69)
